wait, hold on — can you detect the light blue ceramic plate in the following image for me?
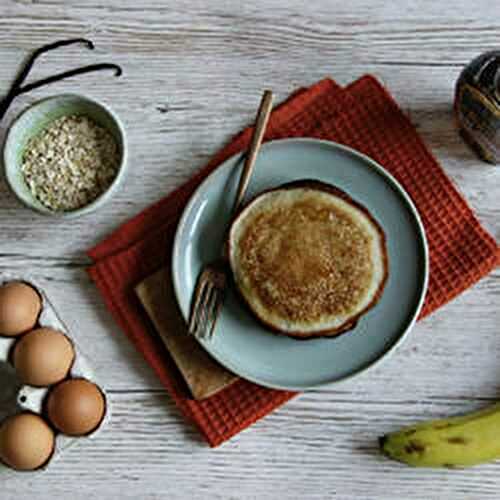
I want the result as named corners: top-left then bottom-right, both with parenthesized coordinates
top-left (172, 139), bottom-right (428, 390)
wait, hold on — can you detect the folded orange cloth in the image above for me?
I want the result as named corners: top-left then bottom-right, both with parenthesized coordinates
top-left (87, 76), bottom-right (499, 447)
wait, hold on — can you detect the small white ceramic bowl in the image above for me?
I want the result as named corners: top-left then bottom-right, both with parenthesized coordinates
top-left (3, 94), bottom-right (127, 218)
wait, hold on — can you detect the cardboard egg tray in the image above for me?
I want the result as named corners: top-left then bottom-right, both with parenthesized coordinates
top-left (0, 275), bottom-right (109, 473)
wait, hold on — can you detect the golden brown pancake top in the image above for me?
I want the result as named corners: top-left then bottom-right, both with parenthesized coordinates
top-left (236, 195), bottom-right (375, 324)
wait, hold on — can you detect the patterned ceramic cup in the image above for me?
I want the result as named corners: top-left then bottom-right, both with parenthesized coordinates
top-left (455, 51), bottom-right (500, 164)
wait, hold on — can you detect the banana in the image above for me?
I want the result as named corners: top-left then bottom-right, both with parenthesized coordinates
top-left (379, 403), bottom-right (500, 467)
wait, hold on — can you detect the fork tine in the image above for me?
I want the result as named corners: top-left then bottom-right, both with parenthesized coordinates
top-left (198, 285), bottom-right (219, 339)
top-left (206, 289), bottom-right (225, 340)
top-left (188, 277), bottom-right (209, 335)
top-left (197, 284), bottom-right (216, 339)
top-left (202, 287), bottom-right (220, 339)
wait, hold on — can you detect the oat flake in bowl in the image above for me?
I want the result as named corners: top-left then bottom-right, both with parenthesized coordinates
top-left (21, 114), bottom-right (120, 212)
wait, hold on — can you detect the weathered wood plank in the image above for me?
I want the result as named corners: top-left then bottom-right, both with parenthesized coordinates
top-left (0, 0), bottom-right (499, 498)
top-left (1, 0), bottom-right (499, 64)
top-left (0, 266), bottom-right (498, 400)
top-left (4, 392), bottom-right (500, 500)
top-left (0, 61), bottom-right (498, 256)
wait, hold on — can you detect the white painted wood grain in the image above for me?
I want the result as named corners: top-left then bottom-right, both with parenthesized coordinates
top-left (0, 0), bottom-right (499, 498)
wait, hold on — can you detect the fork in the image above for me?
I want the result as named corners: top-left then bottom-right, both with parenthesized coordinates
top-left (188, 90), bottom-right (274, 340)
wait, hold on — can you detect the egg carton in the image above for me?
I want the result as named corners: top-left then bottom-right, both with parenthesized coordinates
top-left (0, 275), bottom-right (109, 474)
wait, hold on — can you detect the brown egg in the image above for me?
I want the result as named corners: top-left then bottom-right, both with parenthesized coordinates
top-left (47, 379), bottom-right (105, 436)
top-left (0, 282), bottom-right (41, 337)
top-left (0, 413), bottom-right (55, 471)
top-left (13, 327), bottom-right (75, 387)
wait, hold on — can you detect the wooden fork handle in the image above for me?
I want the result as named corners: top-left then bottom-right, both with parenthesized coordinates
top-left (232, 90), bottom-right (274, 214)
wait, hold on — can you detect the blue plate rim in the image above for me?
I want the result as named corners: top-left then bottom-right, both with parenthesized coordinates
top-left (171, 138), bottom-right (429, 390)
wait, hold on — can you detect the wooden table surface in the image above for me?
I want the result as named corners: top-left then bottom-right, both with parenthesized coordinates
top-left (1, 1), bottom-right (499, 498)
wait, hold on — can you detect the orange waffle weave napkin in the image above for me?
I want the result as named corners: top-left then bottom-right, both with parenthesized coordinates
top-left (87, 76), bottom-right (499, 447)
